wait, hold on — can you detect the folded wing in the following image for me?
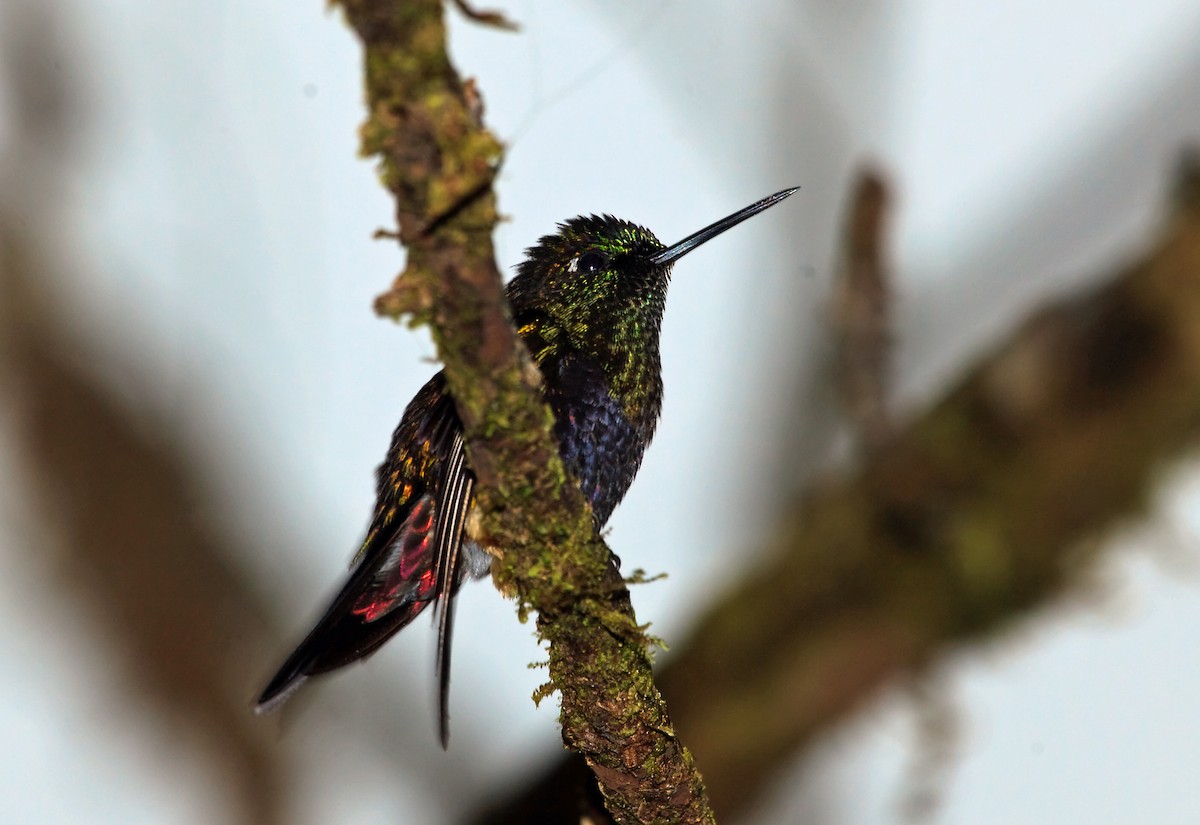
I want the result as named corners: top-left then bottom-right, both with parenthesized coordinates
top-left (255, 374), bottom-right (475, 746)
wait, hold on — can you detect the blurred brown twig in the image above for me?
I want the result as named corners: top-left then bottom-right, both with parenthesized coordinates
top-left (834, 168), bottom-right (895, 452)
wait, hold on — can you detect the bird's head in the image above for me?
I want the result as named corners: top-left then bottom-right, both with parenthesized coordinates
top-left (507, 188), bottom-right (798, 361)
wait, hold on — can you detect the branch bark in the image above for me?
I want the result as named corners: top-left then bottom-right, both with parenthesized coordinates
top-left (471, 156), bottom-right (1200, 821)
top-left (328, 2), bottom-right (712, 822)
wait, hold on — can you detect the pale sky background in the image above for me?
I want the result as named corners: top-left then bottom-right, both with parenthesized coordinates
top-left (3, 1), bottom-right (1200, 823)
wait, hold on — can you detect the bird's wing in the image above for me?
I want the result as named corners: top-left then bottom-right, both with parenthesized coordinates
top-left (255, 373), bottom-right (474, 739)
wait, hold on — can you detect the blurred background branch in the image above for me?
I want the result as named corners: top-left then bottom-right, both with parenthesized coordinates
top-left (834, 169), bottom-right (895, 453)
top-left (0, 8), bottom-right (286, 824)
top-left (472, 156), bottom-right (1200, 821)
top-left (2, 229), bottom-right (288, 825)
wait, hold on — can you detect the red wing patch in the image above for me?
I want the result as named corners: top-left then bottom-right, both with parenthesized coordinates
top-left (351, 496), bottom-right (438, 622)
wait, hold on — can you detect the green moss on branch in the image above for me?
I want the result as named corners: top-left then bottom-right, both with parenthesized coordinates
top-left (329, 1), bottom-right (712, 821)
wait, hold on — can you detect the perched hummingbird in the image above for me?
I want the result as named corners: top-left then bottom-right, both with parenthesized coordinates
top-left (255, 188), bottom-right (797, 745)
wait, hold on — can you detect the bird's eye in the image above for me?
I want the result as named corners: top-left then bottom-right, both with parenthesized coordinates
top-left (575, 251), bottom-right (607, 275)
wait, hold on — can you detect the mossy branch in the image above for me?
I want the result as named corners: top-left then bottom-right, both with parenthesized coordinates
top-left (328, 2), bottom-right (713, 822)
top-left (471, 157), bottom-right (1200, 821)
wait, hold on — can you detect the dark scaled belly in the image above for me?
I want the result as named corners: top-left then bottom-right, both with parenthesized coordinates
top-left (542, 354), bottom-right (646, 527)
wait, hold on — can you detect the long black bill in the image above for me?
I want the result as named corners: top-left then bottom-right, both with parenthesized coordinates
top-left (648, 187), bottom-right (799, 266)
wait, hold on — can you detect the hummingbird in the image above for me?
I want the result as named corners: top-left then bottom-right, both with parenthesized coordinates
top-left (255, 188), bottom-right (797, 745)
